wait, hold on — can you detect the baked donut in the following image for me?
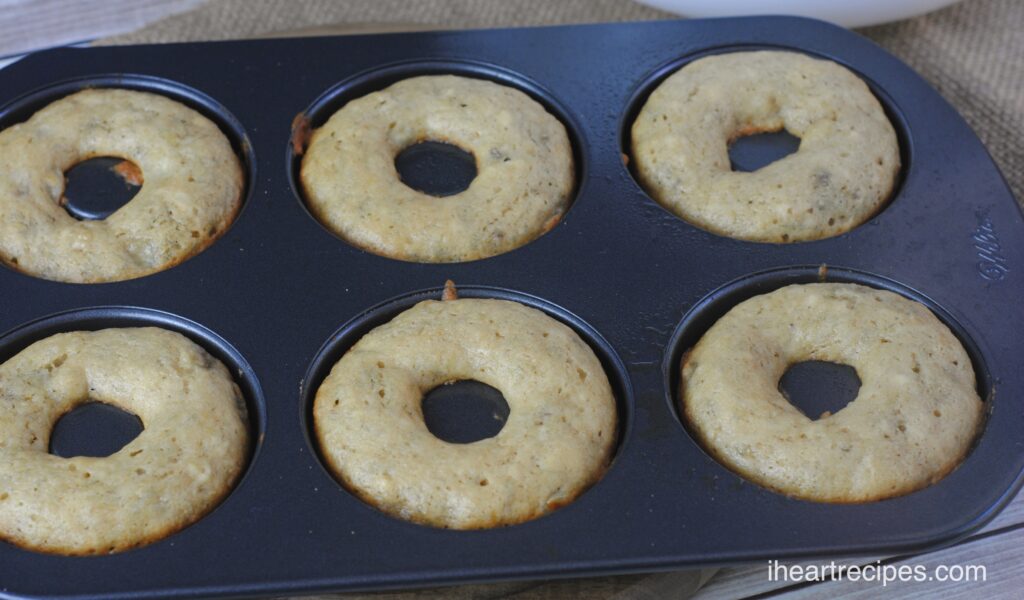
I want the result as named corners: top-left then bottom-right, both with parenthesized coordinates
top-left (0, 327), bottom-right (249, 554)
top-left (300, 75), bottom-right (573, 262)
top-left (0, 88), bottom-right (244, 283)
top-left (313, 292), bottom-right (617, 528)
top-left (631, 51), bottom-right (900, 242)
top-left (682, 283), bottom-right (983, 502)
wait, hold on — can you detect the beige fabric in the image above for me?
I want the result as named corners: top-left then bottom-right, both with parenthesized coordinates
top-left (861, 1), bottom-right (1023, 203)
top-left (96, 0), bottom-right (672, 43)
top-left (94, 0), bottom-right (1021, 598)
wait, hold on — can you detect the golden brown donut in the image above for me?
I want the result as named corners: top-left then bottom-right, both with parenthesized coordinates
top-left (300, 75), bottom-right (573, 262)
top-left (0, 88), bottom-right (243, 283)
top-left (314, 295), bottom-right (617, 528)
top-left (632, 51), bottom-right (899, 242)
top-left (682, 283), bottom-right (982, 502)
top-left (0, 327), bottom-right (249, 554)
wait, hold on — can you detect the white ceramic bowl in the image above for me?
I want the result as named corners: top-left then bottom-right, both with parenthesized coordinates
top-left (635, 0), bottom-right (964, 28)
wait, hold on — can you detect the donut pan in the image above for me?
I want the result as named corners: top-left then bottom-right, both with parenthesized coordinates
top-left (0, 16), bottom-right (1021, 599)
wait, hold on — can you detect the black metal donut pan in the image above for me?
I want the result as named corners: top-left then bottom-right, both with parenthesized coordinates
top-left (0, 16), bottom-right (1021, 599)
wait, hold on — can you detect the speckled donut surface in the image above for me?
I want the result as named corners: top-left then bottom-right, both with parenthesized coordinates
top-left (0, 89), bottom-right (244, 283)
top-left (0, 328), bottom-right (249, 555)
top-left (300, 75), bottom-right (574, 262)
top-left (682, 283), bottom-right (982, 502)
top-left (632, 51), bottom-right (900, 242)
top-left (313, 298), bottom-right (617, 528)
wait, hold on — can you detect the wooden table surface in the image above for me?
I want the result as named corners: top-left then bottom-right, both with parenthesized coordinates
top-left (2, 1), bottom-right (1020, 598)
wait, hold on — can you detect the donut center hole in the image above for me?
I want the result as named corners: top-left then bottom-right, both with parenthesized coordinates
top-left (395, 141), bottom-right (477, 197)
top-left (728, 128), bottom-right (801, 172)
top-left (421, 380), bottom-right (509, 443)
top-left (61, 156), bottom-right (143, 220)
top-left (49, 401), bottom-right (143, 458)
top-left (778, 360), bottom-right (861, 420)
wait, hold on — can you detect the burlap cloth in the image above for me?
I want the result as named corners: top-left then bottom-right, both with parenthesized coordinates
top-left (98, 1), bottom-right (1021, 598)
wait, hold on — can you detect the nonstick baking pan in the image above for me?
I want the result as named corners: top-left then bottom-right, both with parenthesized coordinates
top-left (0, 16), bottom-right (1021, 599)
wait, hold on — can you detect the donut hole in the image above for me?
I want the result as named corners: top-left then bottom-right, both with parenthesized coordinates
top-left (394, 140), bottom-right (478, 197)
top-left (421, 379), bottom-right (509, 444)
top-left (728, 128), bottom-right (801, 172)
top-left (48, 401), bottom-right (143, 458)
top-left (778, 360), bottom-right (862, 420)
top-left (61, 156), bottom-right (143, 221)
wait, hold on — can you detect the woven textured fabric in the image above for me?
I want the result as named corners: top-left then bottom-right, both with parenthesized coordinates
top-left (862, 0), bottom-right (1023, 202)
top-left (97, 0), bottom-right (670, 41)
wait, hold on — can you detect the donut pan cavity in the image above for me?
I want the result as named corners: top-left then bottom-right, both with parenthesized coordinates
top-left (0, 73), bottom-right (258, 261)
top-left (0, 307), bottom-right (268, 476)
top-left (0, 17), bottom-right (1021, 598)
top-left (287, 58), bottom-right (588, 254)
top-left (300, 285), bottom-right (634, 502)
top-left (619, 42), bottom-right (915, 219)
top-left (663, 265), bottom-right (995, 465)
